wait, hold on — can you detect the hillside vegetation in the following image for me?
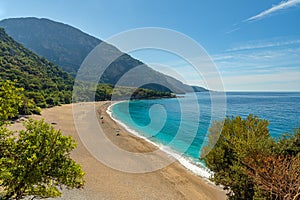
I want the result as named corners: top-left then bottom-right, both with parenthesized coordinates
top-left (0, 28), bottom-right (74, 110)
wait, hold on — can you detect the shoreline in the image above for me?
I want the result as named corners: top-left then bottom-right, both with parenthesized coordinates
top-left (10, 102), bottom-right (226, 199)
top-left (106, 101), bottom-right (212, 179)
top-left (106, 101), bottom-right (163, 150)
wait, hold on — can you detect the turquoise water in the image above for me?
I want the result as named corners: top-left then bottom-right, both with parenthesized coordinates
top-left (110, 92), bottom-right (300, 175)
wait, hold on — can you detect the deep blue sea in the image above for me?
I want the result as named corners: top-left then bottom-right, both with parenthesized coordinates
top-left (109, 92), bottom-right (300, 177)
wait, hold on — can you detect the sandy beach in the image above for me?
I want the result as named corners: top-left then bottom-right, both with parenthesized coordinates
top-left (11, 102), bottom-right (226, 200)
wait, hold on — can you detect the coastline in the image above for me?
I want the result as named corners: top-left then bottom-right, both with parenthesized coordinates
top-left (10, 102), bottom-right (226, 200)
top-left (106, 101), bottom-right (163, 151)
top-left (107, 101), bottom-right (212, 179)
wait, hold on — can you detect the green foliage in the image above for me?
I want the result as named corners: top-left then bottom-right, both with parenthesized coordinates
top-left (0, 119), bottom-right (85, 199)
top-left (0, 80), bottom-right (24, 122)
top-left (0, 80), bottom-right (84, 199)
top-left (0, 80), bottom-right (40, 119)
top-left (73, 82), bottom-right (175, 102)
top-left (130, 87), bottom-right (175, 100)
top-left (202, 115), bottom-right (300, 200)
top-left (204, 115), bottom-right (272, 199)
top-left (0, 28), bottom-right (74, 109)
top-left (202, 115), bottom-right (273, 199)
top-left (18, 95), bottom-right (41, 115)
top-left (276, 128), bottom-right (300, 156)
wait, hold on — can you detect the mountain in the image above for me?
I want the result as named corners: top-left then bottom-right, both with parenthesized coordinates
top-left (0, 28), bottom-right (174, 112)
top-left (0, 17), bottom-right (207, 93)
top-left (0, 17), bottom-right (99, 76)
top-left (0, 27), bottom-right (74, 110)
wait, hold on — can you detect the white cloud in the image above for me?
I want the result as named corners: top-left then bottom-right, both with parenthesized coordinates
top-left (245, 0), bottom-right (300, 22)
top-left (215, 47), bottom-right (300, 72)
top-left (221, 71), bottom-right (300, 91)
top-left (147, 44), bottom-right (300, 91)
top-left (134, 38), bottom-right (300, 91)
top-left (227, 39), bottom-right (300, 52)
top-left (211, 41), bottom-right (300, 91)
top-left (225, 27), bottom-right (240, 34)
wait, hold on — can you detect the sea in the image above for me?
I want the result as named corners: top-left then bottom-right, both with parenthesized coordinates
top-left (108, 92), bottom-right (300, 178)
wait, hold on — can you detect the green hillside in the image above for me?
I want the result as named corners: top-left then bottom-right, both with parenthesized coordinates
top-left (0, 27), bottom-right (74, 110)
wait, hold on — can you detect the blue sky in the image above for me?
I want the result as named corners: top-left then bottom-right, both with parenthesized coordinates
top-left (0, 0), bottom-right (299, 91)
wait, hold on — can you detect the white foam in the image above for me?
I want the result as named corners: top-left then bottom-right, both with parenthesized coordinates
top-left (159, 145), bottom-right (212, 179)
top-left (107, 102), bottom-right (213, 179)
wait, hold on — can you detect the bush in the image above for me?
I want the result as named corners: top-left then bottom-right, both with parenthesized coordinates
top-left (201, 115), bottom-right (300, 200)
top-left (0, 81), bottom-right (85, 199)
top-left (0, 119), bottom-right (85, 199)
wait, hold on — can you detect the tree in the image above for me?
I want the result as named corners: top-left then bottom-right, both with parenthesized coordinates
top-left (0, 80), bottom-right (41, 118)
top-left (0, 119), bottom-right (85, 199)
top-left (0, 80), bottom-right (24, 123)
top-left (202, 115), bottom-right (300, 200)
top-left (244, 128), bottom-right (300, 200)
top-left (276, 128), bottom-right (300, 156)
top-left (0, 81), bottom-right (85, 199)
top-left (18, 96), bottom-right (41, 115)
top-left (244, 153), bottom-right (300, 200)
top-left (201, 115), bottom-right (275, 199)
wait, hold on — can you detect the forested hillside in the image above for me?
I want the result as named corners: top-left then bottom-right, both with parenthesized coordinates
top-left (0, 28), bottom-right (74, 110)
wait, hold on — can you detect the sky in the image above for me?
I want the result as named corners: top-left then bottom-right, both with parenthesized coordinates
top-left (0, 0), bottom-right (299, 91)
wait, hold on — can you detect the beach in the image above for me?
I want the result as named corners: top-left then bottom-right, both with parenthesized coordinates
top-left (11, 102), bottom-right (226, 200)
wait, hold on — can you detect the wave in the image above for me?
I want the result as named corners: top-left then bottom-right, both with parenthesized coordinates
top-left (107, 102), bottom-right (213, 179)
